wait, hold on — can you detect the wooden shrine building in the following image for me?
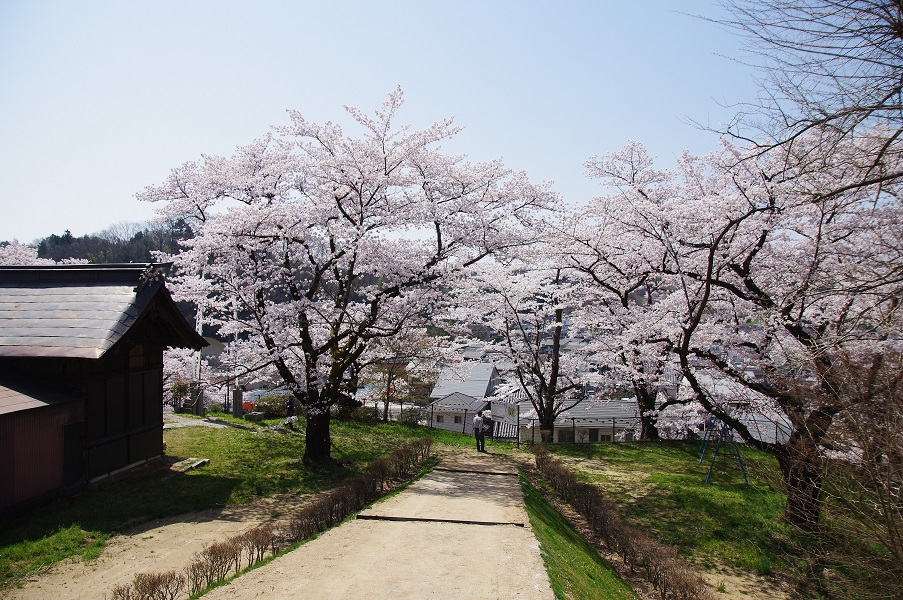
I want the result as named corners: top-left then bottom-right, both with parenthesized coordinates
top-left (0, 264), bottom-right (206, 510)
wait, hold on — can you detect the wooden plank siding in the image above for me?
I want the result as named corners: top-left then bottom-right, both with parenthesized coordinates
top-left (0, 400), bottom-right (84, 509)
top-left (84, 362), bottom-right (165, 481)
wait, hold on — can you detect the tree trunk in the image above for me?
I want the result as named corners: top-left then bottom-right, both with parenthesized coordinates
top-left (635, 384), bottom-right (660, 441)
top-left (382, 372), bottom-right (395, 423)
top-left (775, 446), bottom-right (823, 530)
top-left (539, 411), bottom-right (555, 443)
top-left (304, 411), bottom-right (332, 463)
top-left (640, 416), bottom-right (660, 441)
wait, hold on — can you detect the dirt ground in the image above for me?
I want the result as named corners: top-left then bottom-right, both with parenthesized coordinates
top-left (203, 452), bottom-right (552, 600)
top-left (2, 493), bottom-right (309, 600)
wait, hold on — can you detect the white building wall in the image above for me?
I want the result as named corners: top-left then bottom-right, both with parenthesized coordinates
top-left (517, 423), bottom-right (633, 443)
top-left (428, 409), bottom-right (474, 435)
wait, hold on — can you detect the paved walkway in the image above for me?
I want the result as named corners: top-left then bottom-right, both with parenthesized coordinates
top-left (204, 451), bottom-right (554, 599)
top-left (162, 413), bottom-right (230, 429)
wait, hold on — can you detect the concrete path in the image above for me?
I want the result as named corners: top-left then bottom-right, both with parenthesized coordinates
top-left (204, 451), bottom-right (554, 599)
top-left (162, 413), bottom-right (230, 429)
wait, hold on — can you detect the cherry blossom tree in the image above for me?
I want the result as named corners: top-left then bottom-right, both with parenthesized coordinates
top-left (585, 133), bottom-right (903, 527)
top-left (448, 259), bottom-right (591, 442)
top-left (0, 241), bottom-right (53, 265)
top-left (138, 89), bottom-right (555, 462)
top-left (562, 153), bottom-right (687, 440)
top-left (358, 326), bottom-right (448, 422)
top-left (0, 240), bottom-right (88, 265)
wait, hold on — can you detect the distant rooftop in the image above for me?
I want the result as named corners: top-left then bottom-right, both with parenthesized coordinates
top-left (427, 392), bottom-right (488, 413)
top-left (429, 362), bottom-right (499, 399)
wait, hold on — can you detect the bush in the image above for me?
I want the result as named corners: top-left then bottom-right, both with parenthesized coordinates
top-left (351, 405), bottom-right (380, 423)
top-left (397, 407), bottom-right (425, 427)
top-left (228, 525), bottom-right (276, 569)
top-left (199, 540), bottom-right (240, 584)
top-left (185, 558), bottom-right (207, 596)
top-left (169, 379), bottom-right (191, 411)
top-left (111, 570), bottom-right (186, 600)
top-left (110, 583), bottom-right (132, 600)
top-left (252, 393), bottom-right (292, 419)
top-left (366, 458), bottom-right (393, 492)
top-left (333, 397), bottom-right (363, 420)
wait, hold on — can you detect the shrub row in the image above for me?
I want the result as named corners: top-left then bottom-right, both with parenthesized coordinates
top-left (532, 445), bottom-right (714, 600)
top-left (109, 437), bottom-right (434, 600)
top-left (109, 524), bottom-right (279, 600)
top-left (110, 570), bottom-right (186, 600)
top-left (349, 405), bottom-right (426, 426)
top-left (285, 437), bottom-right (433, 542)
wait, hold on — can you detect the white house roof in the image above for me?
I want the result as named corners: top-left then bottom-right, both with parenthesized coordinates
top-left (429, 362), bottom-right (499, 399)
top-left (562, 398), bottom-right (639, 423)
top-left (462, 345), bottom-right (486, 360)
top-left (519, 397), bottom-right (638, 427)
top-left (427, 392), bottom-right (488, 413)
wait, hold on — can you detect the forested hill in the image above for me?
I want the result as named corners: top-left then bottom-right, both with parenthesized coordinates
top-left (22, 220), bottom-right (192, 264)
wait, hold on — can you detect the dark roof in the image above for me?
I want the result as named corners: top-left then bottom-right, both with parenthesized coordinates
top-left (0, 376), bottom-right (81, 416)
top-left (0, 264), bottom-right (207, 359)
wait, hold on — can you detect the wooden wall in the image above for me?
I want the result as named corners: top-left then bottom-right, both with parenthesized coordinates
top-left (0, 341), bottom-right (167, 508)
top-left (0, 400), bottom-right (84, 510)
top-left (84, 343), bottom-right (165, 480)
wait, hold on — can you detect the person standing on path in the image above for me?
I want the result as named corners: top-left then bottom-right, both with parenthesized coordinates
top-left (473, 410), bottom-right (486, 452)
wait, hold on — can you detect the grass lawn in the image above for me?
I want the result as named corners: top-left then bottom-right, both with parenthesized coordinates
top-left (521, 475), bottom-right (637, 600)
top-left (544, 441), bottom-right (902, 599)
top-left (548, 441), bottom-right (793, 576)
top-left (0, 417), bottom-right (448, 589)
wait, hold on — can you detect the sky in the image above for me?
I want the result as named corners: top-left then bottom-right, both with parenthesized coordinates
top-left (0, 1), bottom-right (757, 244)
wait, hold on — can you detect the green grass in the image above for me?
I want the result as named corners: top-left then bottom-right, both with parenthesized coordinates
top-left (0, 524), bottom-right (107, 584)
top-left (0, 418), bottom-right (447, 589)
top-left (521, 474), bottom-right (637, 600)
top-left (548, 441), bottom-right (791, 575)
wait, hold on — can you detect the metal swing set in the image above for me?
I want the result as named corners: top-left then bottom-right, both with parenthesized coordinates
top-left (698, 418), bottom-right (750, 488)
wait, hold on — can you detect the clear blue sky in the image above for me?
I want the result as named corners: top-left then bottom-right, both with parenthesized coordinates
top-left (0, 1), bottom-right (755, 244)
